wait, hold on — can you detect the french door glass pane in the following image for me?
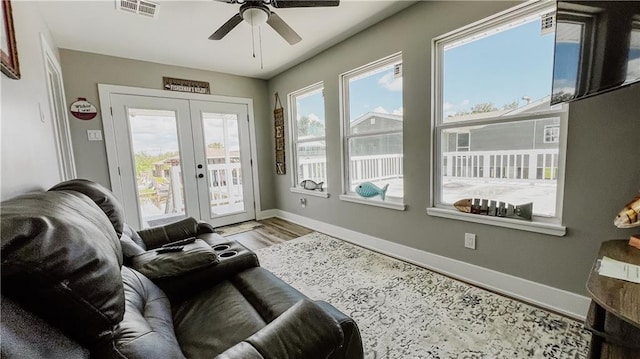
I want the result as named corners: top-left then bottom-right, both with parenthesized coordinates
top-left (348, 133), bottom-right (403, 198)
top-left (440, 118), bottom-right (560, 216)
top-left (128, 108), bottom-right (185, 227)
top-left (202, 113), bottom-right (245, 216)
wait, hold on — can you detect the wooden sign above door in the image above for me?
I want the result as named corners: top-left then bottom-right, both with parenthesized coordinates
top-left (163, 77), bottom-right (210, 94)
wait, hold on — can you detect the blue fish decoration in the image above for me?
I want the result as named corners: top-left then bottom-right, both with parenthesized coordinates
top-left (355, 182), bottom-right (389, 200)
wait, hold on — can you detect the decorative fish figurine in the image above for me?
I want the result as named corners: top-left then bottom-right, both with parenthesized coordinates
top-left (614, 193), bottom-right (640, 228)
top-left (300, 180), bottom-right (324, 191)
top-left (453, 198), bottom-right (533, 221)
top-left (355, 182), bottom-right (389, 200)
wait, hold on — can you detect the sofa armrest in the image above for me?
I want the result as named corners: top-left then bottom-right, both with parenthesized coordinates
top-left (149, 241), bottom-right (259, 300)
top-left (215, 299), bottom-right (344, 359)
top-left (137, 217), bottom-right (212, 249)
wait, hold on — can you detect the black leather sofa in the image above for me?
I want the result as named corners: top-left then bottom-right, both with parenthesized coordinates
top-left (1, 179), bottom-right (364, 359)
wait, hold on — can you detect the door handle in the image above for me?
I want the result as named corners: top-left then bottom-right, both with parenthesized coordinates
top-left (198, 174), bottom-right (204, 178)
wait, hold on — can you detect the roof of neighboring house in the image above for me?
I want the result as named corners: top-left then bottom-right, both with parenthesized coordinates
top-left (443, 96), bottom-right (554, 133)
top-left (350, 112), bottom-right (402, 128)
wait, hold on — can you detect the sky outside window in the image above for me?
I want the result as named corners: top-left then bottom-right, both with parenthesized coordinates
top-left (443, 17), bottom-right (555, 118)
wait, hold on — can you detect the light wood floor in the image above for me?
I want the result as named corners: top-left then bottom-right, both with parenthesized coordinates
top-left (221, 218), bottom-right (313, 251)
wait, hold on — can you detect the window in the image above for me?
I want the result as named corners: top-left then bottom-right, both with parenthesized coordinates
top-left (288, 83), bottom-right (328, 197)
top-left (340, 53), bottom-right (404, 209)
top-left (431, 2), bottom-right (568, 235)
top-left (544, 125), bottom-right (560, 143)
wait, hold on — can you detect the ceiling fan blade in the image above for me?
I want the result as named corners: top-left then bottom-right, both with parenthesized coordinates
top-left (266, 12), bottom-right (302, 45)
top-left (209, 13), bottom-right (243, 40)
top-left (271, 0), bottom-right (339, 8)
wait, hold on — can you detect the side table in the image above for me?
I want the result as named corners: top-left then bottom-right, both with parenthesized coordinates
top-left (585, 240), bottom-right (640, 359)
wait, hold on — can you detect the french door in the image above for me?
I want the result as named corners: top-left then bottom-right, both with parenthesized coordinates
top-left (107, 92), bottom-right (255, 229)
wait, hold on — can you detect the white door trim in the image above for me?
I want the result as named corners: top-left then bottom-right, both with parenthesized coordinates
top-left (40, 33), bottom-right (76, 181)
top-left (97, 84), bottom-right (261, 222)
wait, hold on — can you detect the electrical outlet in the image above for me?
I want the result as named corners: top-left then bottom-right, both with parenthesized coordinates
top-left (300, 198), bottom-right (307, 208)
top-left (464, 233), bottom-right (476, 249)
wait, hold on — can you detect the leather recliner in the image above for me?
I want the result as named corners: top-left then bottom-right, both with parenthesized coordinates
top-left (1, 179), bottom-right (364, 359)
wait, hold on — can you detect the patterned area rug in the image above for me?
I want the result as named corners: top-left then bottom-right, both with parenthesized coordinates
top-left (255, 232), bottom-right (591, 359)
top-left (214, 221), bottom-right (263, 236)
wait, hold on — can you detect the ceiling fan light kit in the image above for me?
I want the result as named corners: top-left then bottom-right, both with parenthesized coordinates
top-left (210, 0), bottom-right (339, 45)
top-left (242, 6), bottom-right (269, 26)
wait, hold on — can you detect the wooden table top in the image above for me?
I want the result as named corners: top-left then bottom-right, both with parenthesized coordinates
top-left (586, 240), bottom-right (640, 328)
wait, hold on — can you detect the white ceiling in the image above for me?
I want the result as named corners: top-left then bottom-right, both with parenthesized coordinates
top-left (36, 0), bottom-right (416, 79)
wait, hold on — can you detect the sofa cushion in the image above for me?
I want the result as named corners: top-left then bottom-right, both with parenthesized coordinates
top-left (1, 296), bottom-right (90, 359)
top-left (172, 267), bottom-right (308, 359)
top-left (172, 281), bottom-right (267, 358)
top-left (120, 233), bottom-right (146, 264)
top-left (131, 239), bottom-right (218, 279)
top-left (0, 190), bottom-right (124, 348)
top-left (49, 179), bottom-right (125, 237)
top-left (107, 267), bottom-right (185, 359)
top-left (123, 224), bottom-right (146, 250)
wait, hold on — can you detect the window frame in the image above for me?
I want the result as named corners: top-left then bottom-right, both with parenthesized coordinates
top-left (428, 1), bottom-right (568, 236)
top-left (288, 82), bottom-right (329, 198)
top-left (543, 124), bottom-right (560, 143)
top-left (339, 52), bottom-right (405, 211)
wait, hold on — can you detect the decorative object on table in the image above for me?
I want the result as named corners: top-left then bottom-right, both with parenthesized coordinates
top-left (613, 192), bottom-right (640, 228)
top-left (1, 0), bottom-right (20, 79)
top-left (163, 76), bottom-right (210, 94)
top-left (274, 92), bottom-right (286, 175)
top-left (300, 179), bottom-right (324, 191)
top-left (355, 182), bottom-right (389, 200)
top-left (69, 98), bottom-right (98, 120)
top-left (453, 198), bottom-right (533, 221)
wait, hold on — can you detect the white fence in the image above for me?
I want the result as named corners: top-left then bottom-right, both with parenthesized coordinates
top-left (297, 154), bottom-right (404, 185)
top-left (164, 163), bottom-right (243, 214)
top-left (443, 149), bottom-right (559, 181)
top-left (206, 162), bottom-right (243, 208)
top-left (296, 149), bottom-right (558, 185)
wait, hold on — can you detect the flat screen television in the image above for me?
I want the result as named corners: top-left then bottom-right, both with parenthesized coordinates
top-left (551, 1), bottom-right (640, 104)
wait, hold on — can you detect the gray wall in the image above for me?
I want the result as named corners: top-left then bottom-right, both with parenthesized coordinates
top-left (58, 50), bottom-right (274, 209)
top-left (267, 1), bottom-right (640, 295)
top-left (1, 3), bottom-right (63, 200)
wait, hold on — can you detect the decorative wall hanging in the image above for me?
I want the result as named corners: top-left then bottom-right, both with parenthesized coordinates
top-left (274, 92), bottom-right (286, 175)
top-left (163, 77), bottom-right (210, 94)
top-left (1, 0), bottom-right (20, 79)
top-left (69, 98), bottom-right (98, 120)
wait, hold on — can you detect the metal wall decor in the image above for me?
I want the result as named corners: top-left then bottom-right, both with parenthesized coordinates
top-left (163, 77), bottom-right (210, 94)
top-left (274, 93), bottom-right (286, 175)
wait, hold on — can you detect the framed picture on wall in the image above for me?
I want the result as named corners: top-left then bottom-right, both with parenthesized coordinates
top-left (1, 0), bottom-right (20, 80)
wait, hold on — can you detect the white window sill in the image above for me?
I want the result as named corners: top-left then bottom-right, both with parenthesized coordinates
top-left (290, 187), bottom-right (330, 198)
top-left (339, 194), bottom-right (406, 211)
top-left (426, 207), bottom-right (566, 236)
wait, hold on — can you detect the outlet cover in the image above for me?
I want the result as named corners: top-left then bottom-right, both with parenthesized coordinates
top-left (87, 130), bottom-right (103, 141)
top-left (464, 233), bottom-right (476, 249)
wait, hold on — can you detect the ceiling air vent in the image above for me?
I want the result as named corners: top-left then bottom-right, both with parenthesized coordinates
top-left (540, 12), bottom-right (555, 35)
top-left (394, 63), bottom-right (403, 78)
top-left (117, 0), bottom-right (159, 19)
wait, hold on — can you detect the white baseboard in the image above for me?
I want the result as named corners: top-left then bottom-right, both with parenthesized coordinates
top-left (257, 209), bottom-right (590, 320)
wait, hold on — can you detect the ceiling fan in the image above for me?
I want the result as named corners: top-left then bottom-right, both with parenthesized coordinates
top-left (209, 0), bottom-right (340, 45)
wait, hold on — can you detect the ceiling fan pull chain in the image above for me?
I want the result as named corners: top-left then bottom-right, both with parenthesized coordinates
top-left (251, 15), bottom-right (256, 58)
top-left (259, 25), bottom-right (264, 70)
